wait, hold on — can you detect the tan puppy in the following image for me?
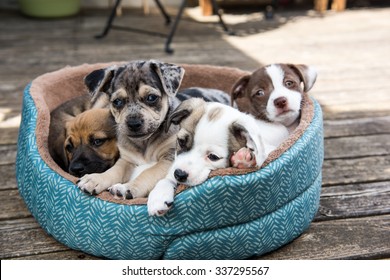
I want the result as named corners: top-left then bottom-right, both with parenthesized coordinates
top-left (63, 108), bottom-right (119, 177)
top-left (49, 94), bottom-right (110, 173)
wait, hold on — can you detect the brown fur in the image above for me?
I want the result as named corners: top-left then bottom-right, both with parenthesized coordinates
top-left (63, 109), bottom-right (119, 177)
top-left (231, 64), bottom-right (315, 124)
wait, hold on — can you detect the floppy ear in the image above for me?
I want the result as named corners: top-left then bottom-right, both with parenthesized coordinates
top-left (165, 100), bottom-right (194, 133)
top-left (150, 61), bottom-right (185, 97)
top-left (84, 65), bottom-right (118, 103)
top-left (288, 64), bottom-right (317, 92)
top-left (230, 121), bottom-right (267, 167)
top-left (164, 98), bottom-right (205, 132)
top-left (230, 75), bottom-right (250, 106)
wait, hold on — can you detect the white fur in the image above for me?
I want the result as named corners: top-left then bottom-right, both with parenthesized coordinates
top-left (265, 64), bottom-right (303, 129)
top-left (147, 102), bottom-right (289, 216)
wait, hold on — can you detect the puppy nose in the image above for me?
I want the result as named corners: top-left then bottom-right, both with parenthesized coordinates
top-left (69, 163), bottom-right (85, 177)
top-left (174, 169), bottom-right (188, 182)
top-left (274, 97), bottom-right (287, 109)
top-left (127, 118), bottom-right (143, 131)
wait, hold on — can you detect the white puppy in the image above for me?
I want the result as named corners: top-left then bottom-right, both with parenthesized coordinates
top-left (147, 98), bottom-right (289, 216)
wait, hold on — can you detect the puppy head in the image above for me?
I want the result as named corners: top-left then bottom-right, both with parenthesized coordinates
top-left (84, 60), bottom-right (185, 140)
top-left (231, 64), bottom-right (317, 127)
top-left (166, 100), bottom-right (266, 186)
top-left (64, 108), bottom-right (119, 177)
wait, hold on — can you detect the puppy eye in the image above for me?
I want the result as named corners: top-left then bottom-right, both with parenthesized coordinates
top-left (177, 137), bottom-right (186, 149)
top-left (91, 138), bottom-right (106, 147)
top-left (112, 98), bottom-right (125, 109)
top-left (65, 143), bottom-right (73, 153)
top-left (207, 153), bottom-right (221, 162)
top-left (146, 94), bottom-right (159, 105)
top-left (285, 80), bottom-right (294, 88)
top-left (255, 90), bottom-right (265, 96)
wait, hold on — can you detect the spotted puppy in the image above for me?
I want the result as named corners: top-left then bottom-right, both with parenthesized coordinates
top-left (77, 60), bottom-right (186, 199)
top-left (147, 98), bottom-right (289, 216)
top-left (231, 64), bottom-right (317, 133)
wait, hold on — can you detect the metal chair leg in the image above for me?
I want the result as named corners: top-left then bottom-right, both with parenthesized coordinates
top-left (95, 0), bottom-right (122, 39)
top-left (164, 0), bottom-right (187, 54)
top-left (154, 0), bottom-right (171, 25)
top-left (210, 0), bottom-right (235, 35)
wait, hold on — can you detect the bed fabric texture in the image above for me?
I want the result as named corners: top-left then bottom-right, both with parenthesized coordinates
top-left (16, 63), bottom-right (324, 259)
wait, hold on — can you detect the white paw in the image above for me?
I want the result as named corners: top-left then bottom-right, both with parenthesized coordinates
top-left (77, 173), bottom-right (113, 195)
top-left (147, 179), bottom-right (175, 216)
top-left (108, 183), bottom-right (133, 200)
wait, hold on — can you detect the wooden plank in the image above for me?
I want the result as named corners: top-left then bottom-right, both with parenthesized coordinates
top-left (322, 155), bottom-right (390, 186)
top-left (0, 218), bottom-right (70, 259)
top-left (0, 189), bottom-right (31, 220)
top-left (0, 145), bottom-right (17, 165)
top-left (0, 128), bottom-right (19, 145)
top-left (315, 181), bottom-right (390, 221)
top-left (324, 116), bottom-right (390, 138)
top-left (8, 250), bottom-right (100, 260)
top-left (324, 134), bottom-right (390, 159)
top-left (259, 215), bottom-right (390, 260)
top-left (0, 164), bottom-right (17, 191)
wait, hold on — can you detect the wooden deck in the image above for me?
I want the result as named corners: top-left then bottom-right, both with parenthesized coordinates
top-left (1, 5), bottom-right (389, 260)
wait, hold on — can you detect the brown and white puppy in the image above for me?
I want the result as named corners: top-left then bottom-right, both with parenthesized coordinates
top-left (63, 108), bottom-right (119, 177)
top-left (49, 94), bottom-right (110, 173)
top-left (147, 98), bottom-right (289, 216)
top-left (77, 60), bottom-right (185, 199)
top-left (231, 64), bottom-right (317, 133)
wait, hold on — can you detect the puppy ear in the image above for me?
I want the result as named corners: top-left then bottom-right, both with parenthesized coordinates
top-left (150, 61), bottom-right (185, 97)
top-left (288, 64), bottom-right (317, 93)
top-left (231, 75), bottom-right (250, 106)
top-left (165, 100), bottom-right (193, 133)
top-left (165, 98), bottom-right (205, 132)
top-left (84, 65), bottom-right (118, 103)
top-left (230, 121), bottom-right (267, 167)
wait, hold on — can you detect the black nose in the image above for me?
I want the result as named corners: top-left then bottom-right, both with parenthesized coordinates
top-left (69, 162), bottom-right (85, 177)
top-left (127, 118), bottom-right (143, 132)
top-left (174, 169), bottom-right (188, 182)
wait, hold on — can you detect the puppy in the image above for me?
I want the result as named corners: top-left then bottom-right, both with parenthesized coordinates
top-left (49, 94), bottom-right (109, 172)
top-left (63, 108), bottom-right (119, 177)
top-left (77, 60), bottom-right (186, 199)
top-left (231, 64), bottom-right (317, 133)
top-left (147, 98), bottom-right (289, 216)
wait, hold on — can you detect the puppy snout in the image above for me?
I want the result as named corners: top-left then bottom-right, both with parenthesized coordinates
top-left (126, 117), bottom-right (144, 132)
top-left (274, 97), bottom-right (288, 109)
top-left (69, 162), bottom-right (85, 177)
top-left (174, 169), bottom-right (188, 182)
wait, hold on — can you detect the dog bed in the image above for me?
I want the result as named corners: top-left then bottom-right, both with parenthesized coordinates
top-left (16, 62), bottom-right (324, 260)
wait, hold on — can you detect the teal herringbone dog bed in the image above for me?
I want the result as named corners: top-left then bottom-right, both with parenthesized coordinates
top-left (16, 63), bottom-right (323, 259)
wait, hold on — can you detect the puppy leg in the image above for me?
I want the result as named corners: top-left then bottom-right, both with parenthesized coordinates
top-left (77, 158), bottom-right (133, 195)
top-left (109, 160), bottom-right (172, 199)
top-left (231, 147), bottom-right (257, 169)
top-left (147, 177), bottom-right (176, 216)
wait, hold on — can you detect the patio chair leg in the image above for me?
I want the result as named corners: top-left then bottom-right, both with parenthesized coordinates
top-left (95, 0), bottom-right (122, 39)
top-left (154, 0), bottom-right (171, 25)
top-left (210, 0), bottom-right (235, 35)
top-left (165, 0), bottom-right (187, 54)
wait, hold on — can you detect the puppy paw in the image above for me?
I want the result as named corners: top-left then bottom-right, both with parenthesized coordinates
top-left (147, 179), bottom-right (175, 216)
top-left (230, 147), bottom-right (257, 169)
top-left (77, 173), bottom-right (113, 195)
top-left (108, 183), bottom-right (134, 200)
